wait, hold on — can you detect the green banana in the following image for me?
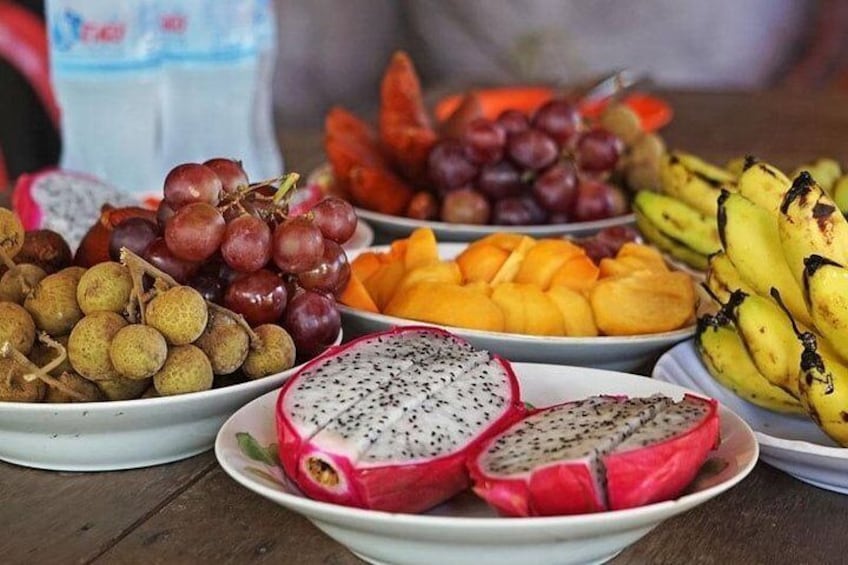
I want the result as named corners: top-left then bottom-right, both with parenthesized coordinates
top-left (634, 212), bottom-right (709, 271)
top-left (723, 289), bottom-right (803, 398)
top-left (695, 312), bottom-right (804, 414)
top-left (791, 158), bottom-right (841, 195)
top-left (803, 255), bottom-right (848, 363)
top-left (778, 172), bottom-right (848, 287)
top-left (660, 152), bottom-right (734, 217)
top-left (633, 190), bottom-right (721, 257)
top-left (797, 331), bottom-right (848, 446)
top-left (705, 252), bottom-right (756, 305)
top-left (717, 190), bottom-right (812, 327)
top-left (736, 157), bottom-right (790, 214)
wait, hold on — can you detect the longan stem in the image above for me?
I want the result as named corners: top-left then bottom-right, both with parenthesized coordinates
top-left (2, 340), bottom-right (87, 402)
top-left (0, 247), bottom-right (16, 271)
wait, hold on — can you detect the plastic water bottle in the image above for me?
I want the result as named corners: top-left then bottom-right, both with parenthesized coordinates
top-left (158, 0), bottom-right (259, 177)
top-left (45, 0), bottom-right (162, 195)
top-left (252, 0), bottom-right (284, 180)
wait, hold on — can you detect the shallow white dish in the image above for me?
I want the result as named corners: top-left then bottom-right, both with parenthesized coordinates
top-left (216, 362), bottom-right (758, 565)
top-left (342, 244), bottom-right (694, 371)
top-left (653, 339), bottom-right (848, 494)
top-left (308, 163), bottom-right (635, 242)
top-left (0, 331), bottom-right (342, 472)
top-left (342, 218), bottom-right (374, 253)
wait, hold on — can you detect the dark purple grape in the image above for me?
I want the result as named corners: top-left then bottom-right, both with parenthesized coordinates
top-left (571, 180), bottom-right (623, 222)
top-left (547, 212), bottom-right (570, 224)
top-left (576, 238), bottom-right (615, 263)
top-left (522, 195), bottom-right (548, 224)
top-left (163, 163), bottom-right (222, 209)
top-left (461, 118), bottom-right (506, 165)
top-left (531, 162), bottom-right (579, 214)
top-left (427, 140), bottom-right (478, 192)
top-left (311, 197), bottom-right (357, 243)
top-left (156, 200), bottom-right (175, 231)
top-left (284, 291), bottom-right (341, 359)
top-left (496, 109), bottom-right (530, 137)
top-left (164, 202), bottom-right (226, 261)
top-left (492, 196), bottom-right (547, 226)
top-left (476, 160), bottom-right (524, 200)
top-left (221, 214), bottom-right (271, 273)
top-left (297, 240), bottom-right (351, 295)
top-left (109, 217), bottom-right (159, 261)
top-left (224, 269), bottom-right (287, 326)
top-left (595, 225), bottom-right (640, 253)
top-left (440, 188), bottom-right (491, 225)
top-left (189, 273), bottom-right (225, 304)
top-left (203, 157), bottom-right (249, 194)
top-left (272, 217), bottom-right (324, 274)
top-left (532, 99), bottom-right (582, 145)
top-left (144, 238), bottom-right (199, 283)
top-left (576, 128), bottom-right (624, 172)
top-left (507, 129), bottom-right (559, 170)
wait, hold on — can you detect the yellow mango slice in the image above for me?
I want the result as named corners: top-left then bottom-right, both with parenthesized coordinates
top-left (351, 252), bottom-right (383, 282)
top-left (338, 273), bottom-right (379, 313)
top-left (464, 281), bottom-right (493, 297)
top-left (455, 243), bottom-right (510, 283)
top-left (514, 239), bottom-right (585, 289)
top-left (549, 254), bottom-right (600, 293)
top-left (385, 281), bottom-right (505, 332)
top-left (472, 232), bottom-right (528, 252)
top-left (598, 256), bottom-right (658, 279)
top-left (363, 260), bottom-right (406, 311)
top-left (490, 236), bottom-right (536, 285)
top-left (491, 282), bottom-right (565, 336)
top-left (397, 261), bottom-right (462, 293)
top-left (589, 271), bottom-right (696, 335)
top-left (616, 242), bottom-right (669, 272)
top-left (404, 228), bottom-right (439, 270)
top-left (546, 286), bottom-right (598, 337)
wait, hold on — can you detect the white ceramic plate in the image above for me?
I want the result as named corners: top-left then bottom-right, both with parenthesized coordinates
top-left (308, 164), bottom-right (635, 242)
top-left (0, 331), bottom-right (342, 472)
top-left (653, 339), bottom-right (848, 494)
top-left (216, 362), bottom-right (758, 565)
top-left (341, 244), bottom-right (695, 371)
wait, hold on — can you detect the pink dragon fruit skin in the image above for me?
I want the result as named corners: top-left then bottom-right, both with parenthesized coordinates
top-left (275, 326), bottom-right (526, 513)
top-left (468, 394), bottom-right (719, 517)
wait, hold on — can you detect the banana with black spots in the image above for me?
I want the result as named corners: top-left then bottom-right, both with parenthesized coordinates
top-left (791, 158), bottom-right (841, 195)
top-left (803, 255), bottom-right (848, 363)
top-left (660, 151), bottom-right (735, 217)
top-left (633, 190), bottom-right (721, 257)
top-left (704, 251), bottom-right (756, 305)
top-left (797, 330), bottom-right (848, 446)
top-left (736, 156), bottom-right (790, 214)
top-left (633, 212), bottom-right (709, 271)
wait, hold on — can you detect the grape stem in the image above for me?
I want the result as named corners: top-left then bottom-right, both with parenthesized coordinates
top-left (1, 337), bottom-right (88, 402)
top-left (119, 248), bottom-right (263, 348)
top-left (272, 172), bottom-right (300, 205)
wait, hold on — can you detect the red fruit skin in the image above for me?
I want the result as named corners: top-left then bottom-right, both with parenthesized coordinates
top-left (275, 326), bottom-right (527, 513)
top-left (604, 395), bottom-right (719, 511)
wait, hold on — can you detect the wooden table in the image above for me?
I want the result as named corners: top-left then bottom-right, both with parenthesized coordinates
top-left (4, 89), bottom-right (848, 565)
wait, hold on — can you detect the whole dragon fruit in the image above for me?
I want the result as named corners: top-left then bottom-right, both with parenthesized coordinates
top-left (276, 326), bottom-right (525, 513)
top-left (468, 394), bottom-right (719, 517)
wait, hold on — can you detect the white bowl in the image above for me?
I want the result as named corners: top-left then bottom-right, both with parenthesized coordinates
top-left (0, 331), bottom-right (342, 472)
top-left (654, 339), bottom-right (848, 494)
top-left (308, 163), bottom-right (635, 242)
top-left (342, 244), bottom-right (694, 371)
top-left (216, 362), bottom-right (758, 565)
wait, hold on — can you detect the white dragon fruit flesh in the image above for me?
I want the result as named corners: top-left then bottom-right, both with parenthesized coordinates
top-left (275, 326), bottom-right (526, 513)
top-left (12, 168), bottom-right (139, 251)
top-left (468, 393), bottom-right (719, 516)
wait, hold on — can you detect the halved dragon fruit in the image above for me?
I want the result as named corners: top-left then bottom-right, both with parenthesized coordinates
top-left (468, 394), bottom-right (719, 517)
top-left (12, 168), bottom-right (139, 251)
top-left (276, 326), bottom-right (525, 513)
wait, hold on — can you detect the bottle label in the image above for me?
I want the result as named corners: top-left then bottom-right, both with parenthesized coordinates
top-left (159, 0), bottom-right (257, 62)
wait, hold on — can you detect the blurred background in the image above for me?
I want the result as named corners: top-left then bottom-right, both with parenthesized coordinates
top-left (2, 0), bottom-right (846, 184)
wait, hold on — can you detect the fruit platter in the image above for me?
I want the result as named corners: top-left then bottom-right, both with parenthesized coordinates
top-left (319, 52), bottom-right (668, 240)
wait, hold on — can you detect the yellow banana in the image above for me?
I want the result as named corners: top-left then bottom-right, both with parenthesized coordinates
top-left (802, 255), bottom-right (848, 363)
top-left (660, 152), bottom-right (735, 217)
top-left (725, 156), bottom-right (747, 179)
top-left (736, 157), bottom-right (790, 214)
top-left (797, 331), bottom-right (848, 446)
top-left (778, 172), bottom-right (848, 287)
top-left (634, 213), bottom-right (709, 271)
top-left (791, 158), bottom-right (841, 195)
top-left (831, 174), bottom-right (848, 215)
top-left (695, 312), bottom-right (804, 414)
top-left (723, 289), bottom-right (803, 398)
top-left (633, 190), bottom-right (721, 257)
top-left (717, 190), bottom-right (812, 326)
top-left (705, 251), bottom-right (756, 305)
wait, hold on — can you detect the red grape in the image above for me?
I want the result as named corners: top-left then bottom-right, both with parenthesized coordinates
top-left (532, 162), bottom-right (578, 214)
top-left (477, 161), bottom-right (524, 200)
top-left (571, 179), bottom-right (622, 222)
top-left (163, 163), bottom-right (223, 209)
top-left (189, 273), bottom-right (225, 304)
top-left (221, 215), bottom-right (271, 273)
top-left (272, 217), bottom-right (324, 273)
top-left (596, 225), bottom-right (639, 252)
top-left (461, 118), bottom-right (506, 165)
top-left (507, 129), bottom-right (559, 170)
top-left (311, 197), bottom-right (357, 243)
top-left (492, 196), bottom-right (548, 226)
top-left (440, 188), bottom-right (491, 225)
top-left (156, 200), bottom-right (175, 231)
top-left (532, 99), bottom-right (582, 145)
top-left (297, 239), bottom-right (350, 295)
top-left (576, 128), bottom-right (624, 172)
top-left (164, 202), bottom-right (226, 261)
top-left (576, 238), bottom-right (614, 263)
top-left (284, 291), bottom-right (341, 359)
top-left (144, 237), bottom-right (199, 283)
top-left (109, 217), bottom-right (159, 261)
top-left (224, 269), bottom-right (287, 326)
top-left (203, 157), bottom-right (248, 194)
top-left (406, 191), bottom-right (439, 220)
top-left (427, 140), bottom-right (477, 192)
top-left (496, 109), bottom-right (530, 137)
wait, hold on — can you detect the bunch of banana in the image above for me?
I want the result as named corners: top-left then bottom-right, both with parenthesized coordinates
top-left (695, 159), bottom-right (848, 446)
top-left (633, 151), bottom-right (733, 271)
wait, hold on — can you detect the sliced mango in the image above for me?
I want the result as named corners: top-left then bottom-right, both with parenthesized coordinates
top-left (491, 282), bottom-right (565, 336)
top-left (456, 243), bottom-right (510, 283)
top-left (464, 281), bottom-right (493, 297)
top-left (338, 273), bottom-right (379, 313)
top-left (515, 239), bottom-right (585, 289)
top-left (397, 261), bottom-right (462, 292)
top-left (490, 236), bottom-right (536, 284)
top-left (546, 286), bottom-right (598, 337)
top-left (386, 239), bottom-right (408, 263)
top-left (363, 260), bottom-right (406, 311)
top-left (616, 242), bottom-right (669, 272)
top-left (351, 252), bottom-right (383, 281)
top-left (549, 254), bottom-right (600, 292)
top-left (404, 228), bottom-right (439, 269)
top-left (385, 281), bottom-right (505, 332)
top-left (472, 232), bottom-right (527, 252)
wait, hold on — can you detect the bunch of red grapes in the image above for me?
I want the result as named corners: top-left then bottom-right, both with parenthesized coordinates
top-left (424, 98), bottom-right (629, 226)
top-left (108, 158), bottom-right (357, 358)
